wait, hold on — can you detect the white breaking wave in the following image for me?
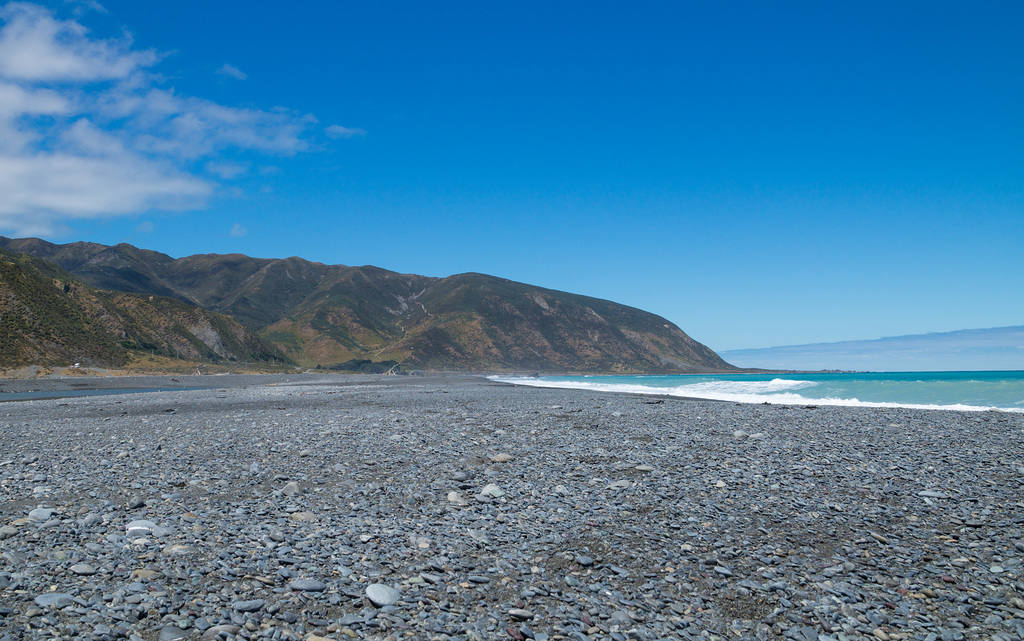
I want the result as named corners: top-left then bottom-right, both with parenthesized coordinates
top-left (682, 378), bottom-right (817, 396)
top-left (488, 376), bottom-right (1021, 413)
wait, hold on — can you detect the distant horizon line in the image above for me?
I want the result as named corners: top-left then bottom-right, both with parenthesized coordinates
top-left (721, 324), bottom-right (1024, 353)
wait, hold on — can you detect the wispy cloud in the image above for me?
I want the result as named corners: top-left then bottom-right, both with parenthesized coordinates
top-left (217, 63), bottom-right (246, 80)
top-left (0, 3), bottom-right (156, 81)
top-left (0, 2), bottom-right (343, 237)
top-left (325, 124), bottom-right (367, 139)
top-left (205, 160), bottom-right (249, 179)
top-left (229, 223), bottom-right (247, 237)
top-left (68, 1), bottom-right (107, 18)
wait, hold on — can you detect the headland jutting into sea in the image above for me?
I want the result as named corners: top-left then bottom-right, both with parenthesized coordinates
top-left (1, 374), bottom-right (1022, 641)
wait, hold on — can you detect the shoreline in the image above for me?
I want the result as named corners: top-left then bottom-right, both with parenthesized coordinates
top-left (1, 377), bottom-right (1021, 640)
top-left (1, 371), bottom-right (1017, 412)
top-left (0, 372), bottom-right (731, 407)
top-left (491, 372), bottom-right (1024, 414)
top-left (0, 372), bottom-right (486, 395)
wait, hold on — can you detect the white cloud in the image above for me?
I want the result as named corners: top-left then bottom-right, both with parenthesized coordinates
top-left (68, 1), bottom-right (107, 17)
top-left (135, 220), bottom-right (153, 233)
top-left (0, 80), bottom-right (69, 118)
top-left (229, 223), bottom-right (247, 237)
top-left (0, 2), bottom-right (156, 81)
top-left (0, 79), bottom-right (71, 149)
top-left (0, 152), bottom-right (211, 216)
top-left (326, 124), bottom-right (367, 139)
top-left (217, 63), bottom-right (246, 80)
top-left (113, 90), bottom-right (315, 159)
top-left (0, 2), bottom-right (334, 236)
top-left (61, 118), bottom-right (126, 155)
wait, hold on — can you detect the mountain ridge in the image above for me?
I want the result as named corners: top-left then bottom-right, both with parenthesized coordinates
top-left (0, 247), bottom-right (288, 368)
top-left (0, 236), bottom-right (736, 373)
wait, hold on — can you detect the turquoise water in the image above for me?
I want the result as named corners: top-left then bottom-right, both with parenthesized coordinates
top-left (491, 371), bottom-right (1024, 412)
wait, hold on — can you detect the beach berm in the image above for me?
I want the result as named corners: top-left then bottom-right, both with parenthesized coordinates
top-left (0, 374), bottom-right (1022, 641)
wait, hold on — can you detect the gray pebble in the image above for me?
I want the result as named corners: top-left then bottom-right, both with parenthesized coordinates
top-left (69, 563), bottom-right (96, 576)
top-left (34, 593), bottom-right (73, 608)
top-left (158, 627), bottom-right (191, 641)
top-left (231, 599), bottom-right (264, 612)
top-left (288, 578), bottom-right (326, 592)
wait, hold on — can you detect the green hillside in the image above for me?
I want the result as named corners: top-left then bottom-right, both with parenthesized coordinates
top-left (0, 252), bottom-right (126, 367)
top-left (0, 248), bottom-right (288, 368)
top-left (0, 237), bottom-right (735, 373)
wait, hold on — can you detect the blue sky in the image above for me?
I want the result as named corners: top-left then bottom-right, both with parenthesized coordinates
top-left (0, 1), bottom-right (1021, 352)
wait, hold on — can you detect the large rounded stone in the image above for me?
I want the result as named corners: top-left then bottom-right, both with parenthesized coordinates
top-left (69, 563), bottom-right (96, 576)
top-left (34, 593), bottom-right (73, 608)
top-left (231, 599), bottom-right (265, 612)
top-left (365, 583), bottom-right (401, 607)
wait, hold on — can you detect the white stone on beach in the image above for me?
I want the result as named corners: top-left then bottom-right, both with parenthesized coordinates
top-left (366, 583), bottom-right (401, 607)
top-left (125, 520), bottom-right (156, 537)
top-left (447, 491), bottom-right (469, 506)
top-left (480, 484), bottom-right (505, 498)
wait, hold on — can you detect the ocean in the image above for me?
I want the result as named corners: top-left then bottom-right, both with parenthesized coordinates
top-left (490, 370), bottom-right (1024, 412)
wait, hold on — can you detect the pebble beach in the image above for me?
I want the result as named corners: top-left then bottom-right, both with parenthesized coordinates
top-left (1, 374), bottom-right (1022, 641)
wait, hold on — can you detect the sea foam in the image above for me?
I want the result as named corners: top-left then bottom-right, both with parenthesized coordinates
top-left (489, 374), bottom-right (1023, 413)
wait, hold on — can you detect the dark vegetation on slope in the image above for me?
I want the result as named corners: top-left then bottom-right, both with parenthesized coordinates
top-left (0, 247), bottom-right (288, 368)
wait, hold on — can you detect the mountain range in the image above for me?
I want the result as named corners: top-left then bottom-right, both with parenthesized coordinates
top-left (0, 237), bottom-right (734, 373)
top-left (720, 326), bottom-right (1024, 372)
